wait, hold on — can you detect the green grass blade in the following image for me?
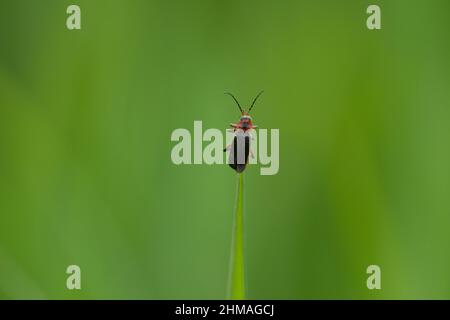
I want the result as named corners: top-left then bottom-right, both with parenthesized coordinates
top-left (227, 173), bottom-right (246, 299)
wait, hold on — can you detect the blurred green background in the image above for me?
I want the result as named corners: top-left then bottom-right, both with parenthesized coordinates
top-left (1, 0), bottom-right (450, 299)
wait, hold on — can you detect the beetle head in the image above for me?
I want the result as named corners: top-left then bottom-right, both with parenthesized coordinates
top-left (239, 115), bottom-right (253, 130)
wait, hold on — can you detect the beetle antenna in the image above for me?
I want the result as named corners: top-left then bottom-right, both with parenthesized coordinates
top-left (224, 92), bottom-right (243, 113)
top-left (248, 90), bottom-right (264, 113)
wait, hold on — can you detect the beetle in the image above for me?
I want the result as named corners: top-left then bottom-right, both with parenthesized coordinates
top-left (223, 91), bottom-right (264, 173)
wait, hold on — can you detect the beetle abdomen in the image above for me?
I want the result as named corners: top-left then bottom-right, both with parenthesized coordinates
top-left (228, 132), bottom-right (250, 173)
